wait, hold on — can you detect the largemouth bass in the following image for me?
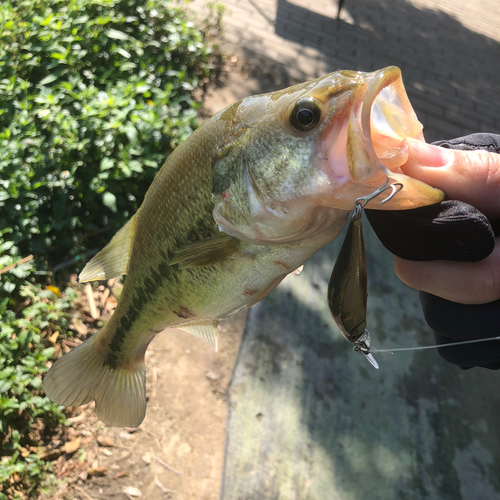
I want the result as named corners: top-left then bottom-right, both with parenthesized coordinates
top-left (44, 66), bottom-right (444, 426)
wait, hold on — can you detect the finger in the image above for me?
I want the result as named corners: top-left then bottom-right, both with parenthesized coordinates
top-left (394, 236), bottom-right (500, 304)
top-left (420, 292), bottom-right (500, 341)
top-left (433, 330), bottom-right (500, 370)
top-left (366, 201), bottom-right (495, 262)
top-left (400, 138), bottom-right (500, 219)
top-left (420, 292), bottom-right (500, 369)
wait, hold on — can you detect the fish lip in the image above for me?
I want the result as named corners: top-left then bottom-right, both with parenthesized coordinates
top-left (357, 67), bottom-right (445, 208)
top-left (360, 66), bottom-right (419, 170)
top-left (322, 67), bottom-right (444, 210)
top-left (322, 68), bottom-right (407, 191)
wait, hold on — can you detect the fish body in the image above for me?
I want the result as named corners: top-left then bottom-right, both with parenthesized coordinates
top-left (44, 67), bottom-right (444, 426)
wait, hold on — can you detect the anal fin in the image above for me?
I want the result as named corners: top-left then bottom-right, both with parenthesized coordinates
top-left (175, 320), bottom-right (219, 351)
top-left (79, 215), bottom-right (137, 283)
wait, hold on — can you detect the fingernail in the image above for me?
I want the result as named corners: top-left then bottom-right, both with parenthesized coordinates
top-left (406, 138), bottom-right (454, 167)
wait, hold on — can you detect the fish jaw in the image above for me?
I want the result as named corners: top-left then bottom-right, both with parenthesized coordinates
top-left (321, 66), bottom-right (444, 210)
top-left (210, 73), bottom-right (360, 245)
top-left (211, 67), bottom-right (443, 246)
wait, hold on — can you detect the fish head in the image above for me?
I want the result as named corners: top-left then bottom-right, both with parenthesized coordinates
top-left (211, 66), bottom-right (444, 244)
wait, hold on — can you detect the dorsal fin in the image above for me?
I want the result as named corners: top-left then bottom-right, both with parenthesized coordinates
top-left (175, 320), bottom-right (219, 351)
top-left (79, 215), bottom-right (137, 283)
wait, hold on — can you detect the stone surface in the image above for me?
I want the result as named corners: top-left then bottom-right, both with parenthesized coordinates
top-left (186, 1), bottom-right (500, 498)
top-left (222, 221), bottom-right (500, 500)
top-left (191, 0), bottom-right (500, 142)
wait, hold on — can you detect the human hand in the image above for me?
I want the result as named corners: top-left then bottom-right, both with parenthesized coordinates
top-left (366, 133), bottom-right (500, 369)
top-left (393, 134), bottom-right (500, 304)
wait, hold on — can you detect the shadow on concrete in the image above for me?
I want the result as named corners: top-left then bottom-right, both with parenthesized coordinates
top-left (240, 0), bottom-right (500, 142)
top-left (222, 222), bottom-right (500, 499)
top-left (218, 2), bottom-right (500, 498)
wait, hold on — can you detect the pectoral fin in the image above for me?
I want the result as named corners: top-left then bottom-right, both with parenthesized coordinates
top-left (176, 321), bottom-right (219, 351)
top-left (170, 235), bottom-right (240, 268)
top-left (79, 215), bottom-right (137, 283)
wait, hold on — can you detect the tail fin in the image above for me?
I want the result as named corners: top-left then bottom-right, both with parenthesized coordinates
top-left (43, 334), bottom-right (147, 427)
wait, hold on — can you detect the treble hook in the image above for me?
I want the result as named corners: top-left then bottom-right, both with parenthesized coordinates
top-left (327, 176), bottom-right (404, 369)
top-left (352, 178), bottom-right (404, 219)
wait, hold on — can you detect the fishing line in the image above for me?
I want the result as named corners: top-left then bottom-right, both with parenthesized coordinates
top-left (331, 176), bottom-right (496, 368)
top-left (371, 335), bottom-right (500, 354)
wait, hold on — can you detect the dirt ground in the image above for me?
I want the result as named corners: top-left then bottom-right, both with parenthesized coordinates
top-left (44, 277), bottom-right (247, 500)
top-left (45, 59), bottom-right (285, 500)
top-left (66, 311), bottom-right (246, 500)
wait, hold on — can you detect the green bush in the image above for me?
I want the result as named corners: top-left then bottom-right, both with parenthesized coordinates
top-left (0, 284), bottom-right (77, 500)
top-left (0, 0), bottom-right (220, 265)
top-left (0, 0), bottom-right (224, 497)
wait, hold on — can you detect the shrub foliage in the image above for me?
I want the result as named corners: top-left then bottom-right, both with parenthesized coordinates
top-left (0, 0), bottom-right (217, 264)
top-left (0, 0), bottom-right (222, 497)
top-left (0, 282), bottom-right (76, 500)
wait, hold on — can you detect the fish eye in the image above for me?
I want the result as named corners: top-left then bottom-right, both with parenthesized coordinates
top-left (290, 97), bottom-right (322, 132)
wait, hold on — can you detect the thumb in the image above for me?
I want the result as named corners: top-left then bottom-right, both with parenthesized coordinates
top-left (400, 138), bottom-right (500, 219)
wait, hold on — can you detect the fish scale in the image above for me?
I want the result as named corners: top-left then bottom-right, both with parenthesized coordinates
top-left (102, 123), bottom-right (228, 348)
top-left (43, 67), bottom-right (444, 426)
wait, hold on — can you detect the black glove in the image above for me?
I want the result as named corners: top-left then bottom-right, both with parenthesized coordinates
top-left (366, 133), bottom-right (500, 370)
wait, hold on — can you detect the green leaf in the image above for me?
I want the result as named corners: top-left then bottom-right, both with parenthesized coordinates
top-left (39, 74), bottom-right (58, 85)
top-left (117, 48), bottom-right (131, 59)
top-left (123, 124), bottom-right (138, 142)
top-left (0, 380), bottom-right (12, 393)
top-left (129, 160), bottom-right (143, 173)
top-left (99, 158), bottom-right (114, 171)
top-left (40, 13), bottom-right (54, 26)
top-left (106, 28), bottom-right (129, 40)
top-left (41, 347), bottom-right (54, 358)
top-left (73, 15), bottom-right (89, 24)
top-left (102, 191), bottom-right (117, 212)
top-left (136, 84), bottom-right (151, 93)
top-left (0, 240), bottom-right (15, 252)
top-left (50, 52), bottom-right (67, 60)
top-left (30, 377), bottom-right (41, 390)
top-left (120, 62), bottom-right (137, 71)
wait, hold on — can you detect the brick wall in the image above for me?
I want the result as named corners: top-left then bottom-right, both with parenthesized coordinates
top-left (191, 0), bottom-right (500, 142)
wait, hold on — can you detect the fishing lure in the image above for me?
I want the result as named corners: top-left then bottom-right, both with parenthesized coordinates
top-left (328, 178), bottom-right (500, 367)
top-left (327, 178), bottom-right (402, 369)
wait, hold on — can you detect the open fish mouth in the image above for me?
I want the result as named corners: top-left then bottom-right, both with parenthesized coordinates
top-left (325, 66), bottom-right (444, 210)
top-left (362, 67), bottom-right (423, 173)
